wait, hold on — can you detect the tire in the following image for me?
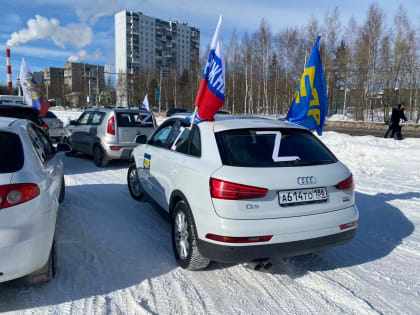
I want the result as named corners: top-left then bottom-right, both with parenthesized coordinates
top-left (25, 238), bottom-right (57, 285)
top-left (127, 163), bottom-right (143, 201)
top-left (58, 176), bottom-right (65, 203)
top-left (171, 201), bottom-right (210, 270)
top-left (93, 144), bottom-right (108, 167)
top-left (64, 137), bottom-right (77, 156)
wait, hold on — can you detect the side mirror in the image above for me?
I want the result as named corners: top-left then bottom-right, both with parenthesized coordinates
top-left (135, 134), bottom-right (148, 144)
top-left (56, 143), bottom-right (72, 152)
top-left (69, 120), bottom-right (77, 126)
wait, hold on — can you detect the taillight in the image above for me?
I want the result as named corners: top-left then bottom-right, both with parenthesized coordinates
top-left (0, 183), bottom-right (40, 209)
top-left (40, 123), bottom-right (49, 131)
top-left (206, 234), bottom-right (272, 243)
top-left (336, 174), bottom-right (355, 190)
top-left (110, 146), bottom-right (119, 151)
top-left (107, 116), bottom-right (116, 135)
top-left (210, 178), bottom-right (268, 200)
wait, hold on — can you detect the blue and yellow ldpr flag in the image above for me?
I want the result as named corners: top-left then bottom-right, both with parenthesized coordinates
top-left (286, 35), bottom-right (327, 136)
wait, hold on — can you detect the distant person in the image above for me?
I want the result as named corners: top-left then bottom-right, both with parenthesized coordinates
top-left (385, 104), bottom-right (407, 140)
top-left (384, 107), bottom-right (398, 138)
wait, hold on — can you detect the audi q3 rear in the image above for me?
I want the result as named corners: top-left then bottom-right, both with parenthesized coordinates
top-left (199, 118), bottom-right (358, 267)
top-left (130, 116), bottom-right (358, 270)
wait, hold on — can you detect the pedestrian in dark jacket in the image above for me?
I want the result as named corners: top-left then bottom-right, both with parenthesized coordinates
top-left (385, 104), bottom-right (407, 140)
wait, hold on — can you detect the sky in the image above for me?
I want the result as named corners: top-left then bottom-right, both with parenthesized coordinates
top-left (1, 0), bottom-right (420, 86)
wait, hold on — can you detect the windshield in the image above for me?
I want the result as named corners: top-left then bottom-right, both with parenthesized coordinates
top-left (215, 128), bottom-right (337, 167)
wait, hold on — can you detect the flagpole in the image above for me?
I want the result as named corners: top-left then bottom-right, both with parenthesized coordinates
top-left (190, 107), bottom-right (198, 129)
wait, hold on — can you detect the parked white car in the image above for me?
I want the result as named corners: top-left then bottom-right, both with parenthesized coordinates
top-left (0, 117), bottom-right (69, 284)
top-left (128, 116), bottom-right (358, 271)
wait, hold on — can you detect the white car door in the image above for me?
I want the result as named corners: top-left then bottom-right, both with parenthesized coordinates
top-left (140, 121), bottom-right (175, 209)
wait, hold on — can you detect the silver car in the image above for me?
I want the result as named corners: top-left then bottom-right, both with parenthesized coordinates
top-left (64, 107), bottom-right (157, 167)
top-left (44, 111), bottom-right (64, 141)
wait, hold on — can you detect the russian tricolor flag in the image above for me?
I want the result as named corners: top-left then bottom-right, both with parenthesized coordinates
top-left (194, 16), bottom-right (225, 121)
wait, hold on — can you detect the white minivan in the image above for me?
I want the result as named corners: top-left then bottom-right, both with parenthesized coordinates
top-left (128, 116), bottom-right (358, 270)
top-left (0, 117), bottom-right (69, 284)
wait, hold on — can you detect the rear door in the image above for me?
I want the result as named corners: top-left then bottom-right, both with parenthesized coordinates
top-left (69, 112), bottom-right (92, 153)
top-left (27, 124), bottom-right (62, 206)
top-left (85, 111), bottom-right (105, 155)
top-left (116, 111), bottom-right (155, 144)
top-left (211, 128), bottom-right (353, 220)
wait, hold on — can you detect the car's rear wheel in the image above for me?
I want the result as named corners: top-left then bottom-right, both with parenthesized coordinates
top-left (93, 144), bottom-right (108, 167)
top-left (58, 176), bottom-right (65, 203)
top-left (171, 201), bottom-right (210, 270)
top-left (127, 164), bottom-right (143, 200)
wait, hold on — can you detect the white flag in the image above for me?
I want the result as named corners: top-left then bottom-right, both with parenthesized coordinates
top-left (141, 94), bottom-right (150, 111)
top-left (20, 58), bottom-right (42, 111)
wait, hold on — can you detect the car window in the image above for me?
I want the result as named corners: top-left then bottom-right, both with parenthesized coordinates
top-left (215, 128), bottom-right (337, 167)
top-left (45, 111), bottom-right (57, 118)
top-left (116, 112), bottom-right (153, 127)
top-left (91, 112), bottom-right (105, 125)
top-left (78, 113), bottom-right (91, 125)
top-left (27, 125), bottom-right (50, 163)
top-left (167, 121), bottom-right (183, 148)
top-left (190, 126), bottom-right (201, 157)
top-left (173, 128), bottom-right (190, 154)
top-left (0, 131), bottom-right (24, 173)
top-left (149, 124), bottom-right (173, 148)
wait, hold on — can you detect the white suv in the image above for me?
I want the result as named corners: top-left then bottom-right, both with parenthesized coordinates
top-left (0, 117), bottom-right (69, 284)
top-left (128, 116), bottom-right (358, 270)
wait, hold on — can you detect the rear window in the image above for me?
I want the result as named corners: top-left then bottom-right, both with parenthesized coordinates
top-left (45, 111), bottom-right (57, 118)
top-left (0, 131), bottom-right (24, 173)
top-left (215, 129), bottom-right (337, 167)
top-left (116, 112), bottom-right (154, 127)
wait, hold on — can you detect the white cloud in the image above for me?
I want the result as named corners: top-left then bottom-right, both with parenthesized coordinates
top-left (68, 49), bottom-right (103, 62)
top-left (0, 43), bottom-right (74, 59)
top-left (6, 15), bottom-right (93, 49)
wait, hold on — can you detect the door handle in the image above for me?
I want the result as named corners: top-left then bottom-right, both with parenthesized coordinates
top-left (170, 170), bottom-right (177, 176)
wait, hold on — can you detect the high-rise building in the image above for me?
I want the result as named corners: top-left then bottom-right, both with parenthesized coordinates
top-left (115, 10), bottom-right (200, 106)
top-left (44, 67), bottom-right (64, 100)
top-left (64, 61), bottom-right (105, 97)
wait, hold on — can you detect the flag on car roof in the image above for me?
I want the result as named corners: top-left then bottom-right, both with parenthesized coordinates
top-left (286, 35), bottom-right (327, 136)
top-left (19, 58), bottom-right (50, 117)
top-left (141, 94), bottom-right (150, 111)
top-left (193, 15), bottom-right (225, 122)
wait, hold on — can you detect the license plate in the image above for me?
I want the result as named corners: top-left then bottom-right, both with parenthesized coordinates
top-left (278, 187), bottom-right (327, 206)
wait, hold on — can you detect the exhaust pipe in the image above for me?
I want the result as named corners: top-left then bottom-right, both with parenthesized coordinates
top-left (246, 260), bottom-right (263, 271)
top-left (246, 259), bottom-right (272, 271)
top-left (262, 260), bottom-right (272, 270)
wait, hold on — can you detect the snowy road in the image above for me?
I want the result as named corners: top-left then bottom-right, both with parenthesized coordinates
top-left (1, 130), bottom-right (420, 314)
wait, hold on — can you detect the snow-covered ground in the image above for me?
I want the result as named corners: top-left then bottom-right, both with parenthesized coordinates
top-left (0, 113), bottom-right (419, 314)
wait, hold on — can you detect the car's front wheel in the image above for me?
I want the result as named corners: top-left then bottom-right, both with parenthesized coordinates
top-left (171, 201), bottom-right (210, 270)
top-left (127, 164), bottom-right (143, 200)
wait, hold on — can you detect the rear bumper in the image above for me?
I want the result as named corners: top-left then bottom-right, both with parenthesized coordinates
top-left (104, 145), bottom-right (136, 160)
top-left (48, 128), bottom-right (64, 138)
top-left (197, 228), bottom-right (356, 263)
